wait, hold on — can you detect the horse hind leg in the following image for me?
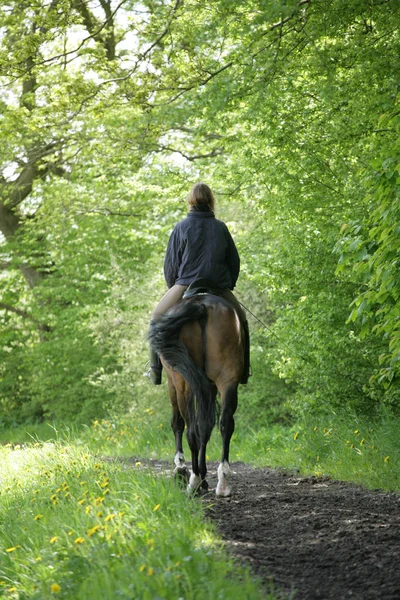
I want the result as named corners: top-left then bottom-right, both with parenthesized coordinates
top-left (216, 384), bottom-right (238, 497)
top-left (186, 422), bottom-right (202, 494)
top-left (169, 378), bottom-right (189, 485)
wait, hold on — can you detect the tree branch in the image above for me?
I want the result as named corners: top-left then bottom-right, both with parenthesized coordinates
top-left (0, 302), bottom-right (51, 332)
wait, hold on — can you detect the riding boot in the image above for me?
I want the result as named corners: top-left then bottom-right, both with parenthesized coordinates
top-left (146, 348), bottom-right (162, 385)
top-left (241, 320), bottom-right (251, 384)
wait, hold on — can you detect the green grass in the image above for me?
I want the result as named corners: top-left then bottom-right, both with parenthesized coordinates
top-left (2, 396), bottom-right (400, 598)
top-left (0, 414), bottom-right (269, 600)
top-left (232, 409), bottom-right (400, 492)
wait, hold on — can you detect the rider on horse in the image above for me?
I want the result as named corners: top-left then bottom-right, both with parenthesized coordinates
top-left (147, 182), bottom-right (250, 385)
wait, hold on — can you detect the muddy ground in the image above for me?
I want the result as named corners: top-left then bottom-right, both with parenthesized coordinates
top-left (137, 459), bottom-right (400, 599)
top-left (202, 462), bottom-right (400, 599)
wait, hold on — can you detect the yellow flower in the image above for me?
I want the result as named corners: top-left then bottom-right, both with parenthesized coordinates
top-left (94, 496), bottom-right (104, 505)
top-left (139, 564), bottom-right (146, 572)
top-left (153, 504), bottom-right (161, 512)
top-left (34, 514), bottom-right (44, 521)
top-left (85, 506), bottom-right (92, 514)
top-left (74, 537), bottom-right (85, 545)
top-left (6, 546), bottom-right (20, 553)
top-left (87, 525), bottom-right (103, 536)
top-left (148, 567), bottom-right (154, 576)
top-left (8, 587), bottom-right (17, 593)
top-left (50, 536), bottom-right (59, 544)
top-left (104, 513), bottom-right (115, 522)
top-left (50, 583), bottom-right (61, 593)
top-left (293, 431), bottom-right (299, 441)
top-left (384, 456), bottom-right (390, 462)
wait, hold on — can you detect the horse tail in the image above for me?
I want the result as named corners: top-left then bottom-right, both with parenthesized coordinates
top-left (149, 300), bottom-right (216, 445)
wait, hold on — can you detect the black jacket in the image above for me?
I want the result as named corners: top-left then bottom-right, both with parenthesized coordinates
top-left (163, 211), bottom-right (240, 290)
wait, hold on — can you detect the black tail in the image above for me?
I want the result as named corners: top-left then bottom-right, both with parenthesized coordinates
top-left (149, 300), bottom-right (216, 445)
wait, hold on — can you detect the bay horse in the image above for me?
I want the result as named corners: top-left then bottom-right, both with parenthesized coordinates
top-left (149, 291), bottom-right (244, 497)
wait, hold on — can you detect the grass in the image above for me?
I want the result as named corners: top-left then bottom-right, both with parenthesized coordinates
top-left (0, 411), bottom-right (269, 600)
top-left (2, 394), bottom-right (400, 598)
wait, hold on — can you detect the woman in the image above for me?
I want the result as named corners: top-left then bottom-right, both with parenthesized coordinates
top-left (147, 182), bottom-right (250, 384)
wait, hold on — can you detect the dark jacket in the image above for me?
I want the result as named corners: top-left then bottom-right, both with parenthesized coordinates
top-left (163, 210), bottom-right (240, 290)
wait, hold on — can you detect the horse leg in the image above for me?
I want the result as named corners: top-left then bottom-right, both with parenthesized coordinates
top-left (216, 384), bottom-right (238, 497)
top-left (186, 421), bottom-right (202, 494)
top-left (198, 384), bottom-right (217, 493)
top-left (168, 377), bottom-right (189, 483)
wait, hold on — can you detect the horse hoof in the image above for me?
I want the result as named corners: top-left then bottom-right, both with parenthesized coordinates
top-left (216, 485), bottom-right (232, 498)
top-left (174, 466), bottom-right (189, 486)
top-left (186, 473), bottom-right (203, 495)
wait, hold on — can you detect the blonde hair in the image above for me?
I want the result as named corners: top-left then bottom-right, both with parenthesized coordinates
top-left (187, 183), bottom-right (215, 212)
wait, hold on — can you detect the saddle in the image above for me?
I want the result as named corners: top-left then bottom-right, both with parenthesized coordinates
top-left (183, 278), bottom-right (220, 299)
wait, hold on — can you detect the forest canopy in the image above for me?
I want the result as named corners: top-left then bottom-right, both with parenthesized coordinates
top-left (0, 0), bottom-right (399, 424)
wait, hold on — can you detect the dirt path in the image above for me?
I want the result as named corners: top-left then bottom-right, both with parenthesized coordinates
top-left (202, 462), bottom-right (400, 599)
top-left (122, 458), bottom-right (400, 599)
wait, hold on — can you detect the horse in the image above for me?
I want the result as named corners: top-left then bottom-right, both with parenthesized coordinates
top-left (149, 290), bottom-right (244, 497)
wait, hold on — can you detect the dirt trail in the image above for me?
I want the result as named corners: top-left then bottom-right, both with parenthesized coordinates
top-left (124, 458), bottom-right (400, 599)
top-left (202, 462), bottom-right (400, 599)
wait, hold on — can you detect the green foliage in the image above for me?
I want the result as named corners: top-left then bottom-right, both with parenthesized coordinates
top-left (336, 108), bottom-right (400, 389)
top-left (0, 0), bottom-right (400, 425)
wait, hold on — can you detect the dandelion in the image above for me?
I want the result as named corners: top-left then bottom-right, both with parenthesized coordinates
top-left (74, 537), bottom-right (85, 545)
top-left (50, 536), bottom-right (59, 544)
top-left (135, 461), bottom-right (142, 467)
top-left (139, 564), bottom-right (146, 572)
top-left (8, 587), bottom-right (17, 593)
top-left (50, 583), bottom-right (61, 593)
top-left (148, 567), bottom-right (154, 576)
top-left (34, 514), bottom-right (44, 521)
top-left (104, 513), bottom-right (116, 522)
top-left (94, 496), bottom-right (104, 505)
top-left (293, 432), bottom-right (299, 441)
top-left (6, 546), bottom-right (20, 553)
top-left (97, 511), bottom-right (103, 518)
top-left (153, 504), bottom-right (161, 512)
top-left (384, 456), bottom-right (390, 463)
top-left (87, 525), bottom-right (103, 536)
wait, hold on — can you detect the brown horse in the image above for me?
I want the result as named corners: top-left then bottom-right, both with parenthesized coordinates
top-left (149, 292), bottom-right (244, 497)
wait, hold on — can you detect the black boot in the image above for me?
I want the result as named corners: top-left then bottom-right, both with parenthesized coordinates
top-left (146, 348), bottom-right (162, 385)
top-left (241, 320), bottom-right (251, 384)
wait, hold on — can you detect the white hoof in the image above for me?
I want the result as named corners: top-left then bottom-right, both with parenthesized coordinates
top-left (187, 472), bottom-right (202, 495)
top-left (216, 461), bottom-right (232, 497)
